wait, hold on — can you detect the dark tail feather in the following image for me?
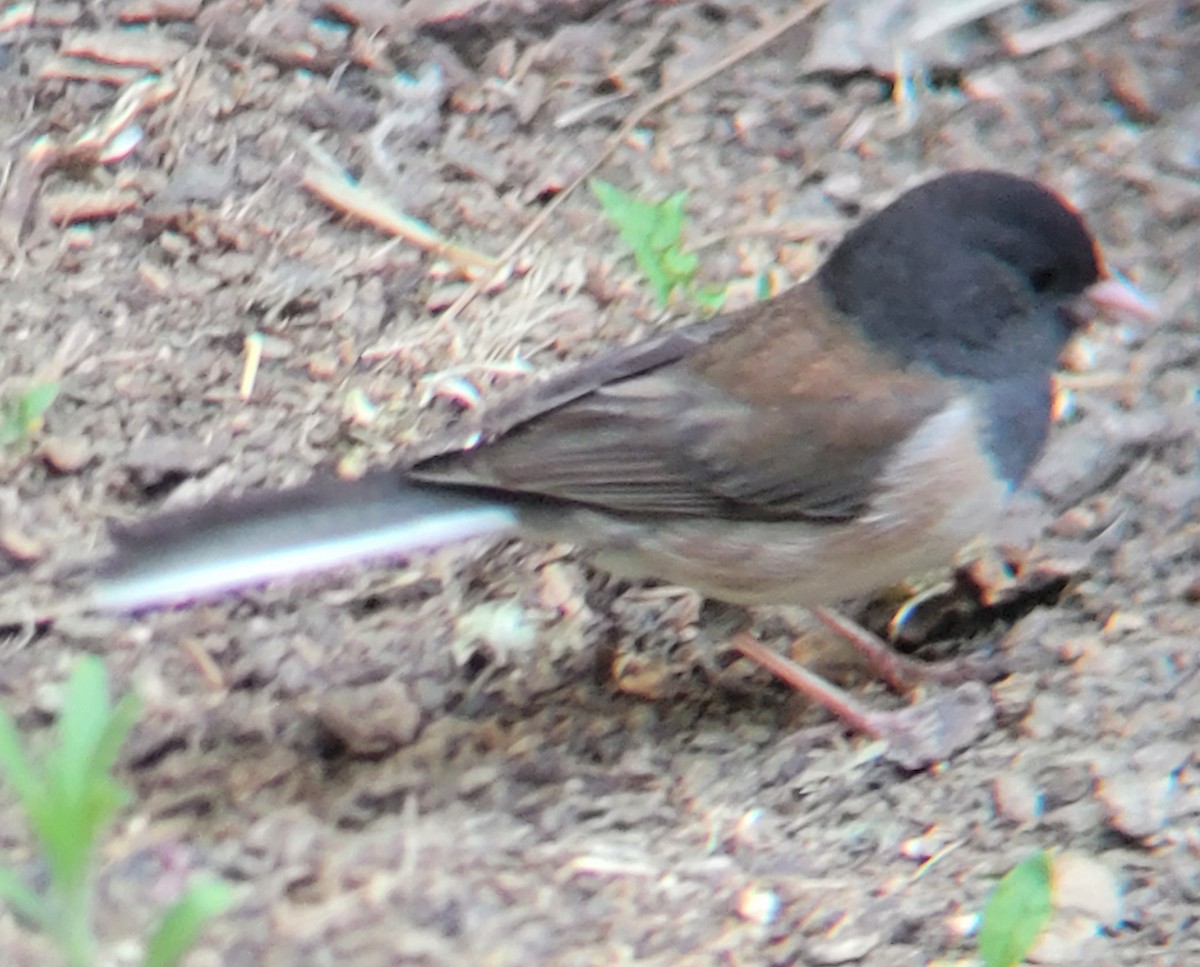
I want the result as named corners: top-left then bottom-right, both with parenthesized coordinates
top-left (93, 471), bottom-right (517, 611)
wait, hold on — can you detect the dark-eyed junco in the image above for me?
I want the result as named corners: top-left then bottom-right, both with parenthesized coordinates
top-left (95, 170), bottom-right (1149, 758)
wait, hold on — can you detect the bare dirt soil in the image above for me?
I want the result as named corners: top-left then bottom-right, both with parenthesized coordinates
top-left (1, 1), bottom-right (1198, 964)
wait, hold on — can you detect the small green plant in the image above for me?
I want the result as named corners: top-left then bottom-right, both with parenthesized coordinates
top-left (0, 380), bottom-right (59, 447)
top-left (590, 179), bottom-right (725, 310)
top-left (978, 849), bottom-right (1053, 967)
top-left (0, 655), bottom-right (233, 967)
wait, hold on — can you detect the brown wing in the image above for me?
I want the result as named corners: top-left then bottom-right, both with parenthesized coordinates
top-left (410, 284), bottom-right (955, 521)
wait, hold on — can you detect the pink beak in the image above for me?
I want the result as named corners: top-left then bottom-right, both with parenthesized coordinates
top-left (1083, 275), bottom-right (1158, 323)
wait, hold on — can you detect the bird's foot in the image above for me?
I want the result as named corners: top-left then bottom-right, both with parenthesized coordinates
top-left (813, 606), bottom-right (1008, 690)
top-left (732, 632), bottom-right (994, 770)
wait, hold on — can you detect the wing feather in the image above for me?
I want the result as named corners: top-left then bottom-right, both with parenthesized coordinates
top-left (411, 285), bottom-right (955, 521)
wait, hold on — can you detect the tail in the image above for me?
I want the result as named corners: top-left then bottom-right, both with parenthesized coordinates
top-left (93, 471), bottom-right (518, 612)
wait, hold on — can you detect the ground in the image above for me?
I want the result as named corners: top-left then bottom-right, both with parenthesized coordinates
top-left (1, 0), bottom-right (1199, 964)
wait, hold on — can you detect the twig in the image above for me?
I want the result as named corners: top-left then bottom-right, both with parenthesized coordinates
top-left (301, 163), bottom-right (499, 279)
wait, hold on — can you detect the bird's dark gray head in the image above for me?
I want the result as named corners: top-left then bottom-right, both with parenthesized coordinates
top-left (817, 170), bottom-right (1102, 380)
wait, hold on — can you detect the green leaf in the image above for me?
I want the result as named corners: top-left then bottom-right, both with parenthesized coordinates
top-left (0, 867), bottom-right (46, 926)
top-left (142, 877), bottom-right (235, 967)
top-left (55, 656), bottom-right (113, 801)
top-left (0, 702), bottom-right (42, 807)
top-left (8, 658), bottom-right (138, 899)
top-left (28, 658), bottom-right (131, 890)
top-left (978, 850), bottom-right (1054, 967)
top-left (660, 246), bottom-right (698, 281)
top-left (17, 382), bottom-right (58, 428)
top-left (90, 692), bottom-right (141, 786)
top-left (0, 408), bottom-right (19, 447)
top-left (0, 656), bottom-right (147, 964)
top-left (590, 179), bottom-right (700, 306)
top-left (0, 381), bottom-right (58, 447)
top-left (694, 283), bottom-right (727, 313)
top-left (647, 191), bottom-right (687, 253)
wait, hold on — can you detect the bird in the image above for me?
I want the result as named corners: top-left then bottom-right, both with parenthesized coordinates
top-left (94, 170), bottom-right (1150, 762)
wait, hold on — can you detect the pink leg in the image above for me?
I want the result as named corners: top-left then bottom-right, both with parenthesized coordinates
top-left (813, 607), bottom-right (1003, 689)
top-left (732, 632), bottom-right (995, 770)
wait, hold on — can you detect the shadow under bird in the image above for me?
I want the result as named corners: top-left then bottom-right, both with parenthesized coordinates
top-left (94, 170), bottom-right (1153, 763)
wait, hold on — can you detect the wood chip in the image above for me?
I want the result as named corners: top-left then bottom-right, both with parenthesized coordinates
top-left (1003, 2), bottom-right (1129, 58)
top-left (324, 0), bottom-right (406, 34)
top-left (61, 29), bottom-right (190, 71)
top-left (42, 188), bottom-right (139, 224)
top-left (612, 651), bottom-right (673, 700)
top-left (302, 164), bottom-right (498, 280)
top-left (37, 55), bottom-right (147, 85)
top-left (117, 0), bottom-right (203, 22)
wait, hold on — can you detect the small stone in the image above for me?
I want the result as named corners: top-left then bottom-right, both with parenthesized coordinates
top-left (734, 883), bottom-right (780, 925)
top-left (307, 355), bottom-right (339, 380)
top-left (1029, 852), bottom-right (1123, 964)
top-left (311, 680), bottom-right (423, 756)
top-left (1093, 771), bottom-right (1170, 840)
top-left (993, 770), bottom-right (1044, 824)
top-left (805, 929), bottom-right (882, 965)
top-left (0, 527), bottom-right (44, 563)
top-left (1052, 852), bottom-right (1122, 925)
top-left (40, 434), bottom-right (91, 473)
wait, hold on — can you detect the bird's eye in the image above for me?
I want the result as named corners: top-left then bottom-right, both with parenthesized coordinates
top-left (1030, 266), bottom-right (1057, 293)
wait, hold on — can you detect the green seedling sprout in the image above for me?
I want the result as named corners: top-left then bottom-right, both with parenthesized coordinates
top-left (0, 656), bottom-right (233, 967)
top-left (590, 179), bottom-right (725, 311)
top-left (0, 381), bottom-right (59, 448)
